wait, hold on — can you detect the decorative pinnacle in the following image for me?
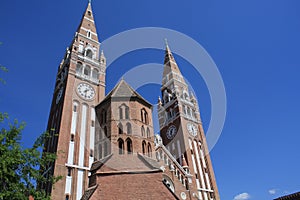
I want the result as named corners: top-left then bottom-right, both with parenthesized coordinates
top-left (89, 0), bottom-right (92, 3)
top-left (164, 38), bottom-right (169, 48)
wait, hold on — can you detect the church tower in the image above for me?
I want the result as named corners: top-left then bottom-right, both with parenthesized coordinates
top-left (42, 2), bottom-right (106, 200)
top-left (158, 43), bottom-right (220, 200)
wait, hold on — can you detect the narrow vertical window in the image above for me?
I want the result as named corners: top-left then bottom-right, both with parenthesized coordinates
top-left (125, 106), bottom-right (129, 119)
top-left (92, 68), bottom-right (99, 80)
top-left (142, 141), bottom-right (146, 155)
top-left (73, 105), bottom-right (77, 112)
top-left (118, 123), bottom-right (123, 134)
top-left (126, 123), bottom-right (132, 135)
top-left (119, 107), bottom-right (123, 120)
top-left (147, 128), bottom-right (150, 138)
top-left (126, 139), bottom-right (132, 154)
top-left (118, 139), bottom-right (124, 155)
top-left (148, 143), bottom-right (152, 157)
top-left (84, 65), bottom-right (91, 76)
top-left (67, 167), bottom-right (72, 176)
top-left (76, 62), bottom-right (83, 75)
top-left (141, 126), bottom-right (145, 137)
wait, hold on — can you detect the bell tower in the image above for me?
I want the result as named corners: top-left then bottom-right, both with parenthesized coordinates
top-left (158, 43), bottom-right (220, 200)
top-left (42, 1), bottom-right (106, 200)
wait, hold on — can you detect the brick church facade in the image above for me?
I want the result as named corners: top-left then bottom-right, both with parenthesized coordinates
top-left (42, 1), bottom-right (220, 200)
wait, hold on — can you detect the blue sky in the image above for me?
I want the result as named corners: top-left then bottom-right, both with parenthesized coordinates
top-left (1, 0), bottom-right (300, 199)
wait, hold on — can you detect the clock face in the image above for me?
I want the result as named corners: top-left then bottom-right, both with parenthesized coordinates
top-left (166, 125), bottom-right (177, 140)
top-left (77, 83), bottom-right (95, 100)
top-left (187, 123), bottom-right (197, 137)
top-left (56, 87), bottom-right (64, 104)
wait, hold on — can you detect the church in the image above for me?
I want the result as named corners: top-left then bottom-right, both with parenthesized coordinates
top-left (42, 1), bottom-right (220, 200)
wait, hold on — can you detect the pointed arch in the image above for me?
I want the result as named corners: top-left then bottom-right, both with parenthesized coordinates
top-left (141, 126), bottom-right (145, 137)
top-left (141, 108), bottom-right (148, 124)
top-left (76, 62), bottom-right (83, 75)
top-left (146, 127), bottom-right (150, 138)
top-left (142, 140), bottom-right (146, 155)
top-left (147, 143), bottom-right (152, 157)
top-left (118, 138), bottom-right (124, 155)
top-left (126, 123), bottom-right (132, 135)
top-left (92, 68), bottom-right (99, 80)
top-left (86, 49), bottom-right (93, 58)
top-left (84, 65), bottom-right (91, 76)
top-left (126, 138), bottom-right (133, 154)
top-left (125, 106), bottom-right (130, 119)
top-left (118, 123), bottom-right (123, 134)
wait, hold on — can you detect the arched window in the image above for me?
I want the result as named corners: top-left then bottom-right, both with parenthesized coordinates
top-left (84, 65), bottom-right (91, 76)
top-left (148, 143), bottom-right (152, 157)
top-left (104, 141), bottom-right (108, 156)
top-left (125, 106), bottom-right (129, 119)
top-left (76, 62), bottom-right (83, 74)
top-left (126, 138), bottom-right (132, 154)
top-left (183, 105), bottom-right (187, 115)
top-left (141, 108), bottom-right (148, 124)
top-left (86, 49), bottom-right (93, 58)
top-left (141, 126), bottom-right (145, 137)
top-left (146, 128), bottom-right (150, 138)
top-left (142, 141), bottom-right (146, 155)
top-left (119, 107), bottom-right (123, 119)
top-left (118, 123), bottom-right (123, 134)
top-left (144, 112), bottom-right (148, 124)
top-left (118, 139), bottom-right (124, 155)
top-left (126, 123), bottom-right (132, 135)
top-left (119, 104), bottom-right (129, 120)
top-left (92, 68), bottom-right (99, 80)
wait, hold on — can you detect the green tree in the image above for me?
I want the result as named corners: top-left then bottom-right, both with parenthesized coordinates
top-left (0, 115), bottom-right (60, 200)
top-left (0, 54), bottom-right (60, 199)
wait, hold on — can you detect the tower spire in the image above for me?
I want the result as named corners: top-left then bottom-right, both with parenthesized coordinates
top-left (75, 0), bottom-right (99, 42)
top-left (162, 41), bottom-right (186, 88)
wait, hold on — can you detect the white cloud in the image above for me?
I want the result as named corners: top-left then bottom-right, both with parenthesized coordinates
top-left (269, 189), bottom-right (277, 195)
top-left (234, 192), bottom-right (251, 200)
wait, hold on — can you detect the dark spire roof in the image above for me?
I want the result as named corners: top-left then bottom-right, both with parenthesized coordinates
top-left (163, 42), bottom-right (181, 76)
top-left (99, 79), bottom-right (152, 108)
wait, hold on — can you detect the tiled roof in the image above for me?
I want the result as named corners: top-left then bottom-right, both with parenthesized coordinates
top-left (138, 153), bottom-right (161, 169)
top-left (91, 153), bottom-right (162, 173)
top-left (80, 185), bottom-right (98, 200)
top-left (98, 79), bottom-right (152, 107)
top-left (274, 192), bottom-right (300, 200)
top-left (90, 154), bottom-right (112, 171)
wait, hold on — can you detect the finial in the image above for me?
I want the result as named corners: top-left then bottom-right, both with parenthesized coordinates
top-left (164, 38), bottom-right (169, 47)
top-left (89, 0), bottom-right (92, 4)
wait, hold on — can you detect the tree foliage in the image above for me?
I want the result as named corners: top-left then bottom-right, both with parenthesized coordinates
top-left (0, 114), bottom-right (60, 200)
